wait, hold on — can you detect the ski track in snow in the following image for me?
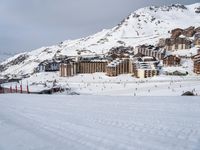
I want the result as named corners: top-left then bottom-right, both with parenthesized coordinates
top-left (0, 95), bottom-right (200, 150)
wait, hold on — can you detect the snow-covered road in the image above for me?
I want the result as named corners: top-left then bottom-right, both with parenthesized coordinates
top-left (0, 94), bottom-right (200, 150)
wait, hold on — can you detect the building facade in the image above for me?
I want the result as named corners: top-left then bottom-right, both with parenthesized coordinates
top-left (163, 37), bottom-right (192, 51)
top-left (59, 55), bottom-right (161, 79)
top-left (194, 32), bottom-right (200, 46)
top-left (136, 69), bottom-right (159, 79)
top-left (193, 52), bottom-right (200, 74)
top-left (59, 57), bottom-right (108, 77)
top-left (78, 61), bottom-right (108, 74)
top-left (36, 60), bottom-right (60, 72)
top-left (163, 55), bottom-right (181, 66)
top-left (136, 45), bottom-right (166, 60)
top-left (106, 59), bottom-right (130, 77)
top-left (60, 62), bottom-right (77, 77)
top-left (133, 56), bottom-right (160, 78)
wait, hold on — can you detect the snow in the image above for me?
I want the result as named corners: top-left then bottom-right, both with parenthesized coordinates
top-left (1, 3), bottom-right (200, 76)
top-left (171, 47), bottom-right (199, 57)
top-left (0, 94), bottom-right (200, 150)
top-left (1, 72), bottom-right (198, 96)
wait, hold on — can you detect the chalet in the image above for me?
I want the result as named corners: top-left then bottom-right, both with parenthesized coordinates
top-left (136, 45), bottom-right (166, 60)
top-left (170, 26), bottom-right (196, 38)
top-left (158, 27), bottom-right (200, 51)
top-left (108, 46), bottom-right (134, 59)
top-left (36, 60), bottom-right (60, 72)
top-left (182, 26), bottom-right (196, 37)
top-left (163, 55), bottom-right (181, 67)
top-left (161, 37), bottom-right (192, 51)
top-left (37, 61), bottom-right (48, 72)
top-left (106, 58), bottom-right (130, 77)
top-left (171, 28), bottom-right (183, 38)
top-left (53, 54), bottom-right (68, 61)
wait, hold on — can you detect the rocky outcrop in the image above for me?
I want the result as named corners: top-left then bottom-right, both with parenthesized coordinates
top-left (195, 6), bottom-right (200, 13)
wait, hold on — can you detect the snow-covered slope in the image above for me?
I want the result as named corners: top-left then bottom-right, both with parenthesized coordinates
top-left (0, 95), bottom-right (200, 150)
top-left (1, 3), bottom-right (200, 76)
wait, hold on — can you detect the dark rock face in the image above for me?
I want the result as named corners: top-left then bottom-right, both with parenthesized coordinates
top-left (171, 4), bottom-right (187, 10)
top-left (182, 91), bottom-right (195, 96)
top-left (195, 6), bottom-right (200, 13)
top-left (148, 4), bottom-right (187, 12)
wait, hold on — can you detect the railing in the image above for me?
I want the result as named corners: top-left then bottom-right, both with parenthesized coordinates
top-left (0, 86), bottom-right (29, 94)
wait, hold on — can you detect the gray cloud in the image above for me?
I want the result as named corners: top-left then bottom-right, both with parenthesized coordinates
top-left (0, 0), bottom-right (199, 53)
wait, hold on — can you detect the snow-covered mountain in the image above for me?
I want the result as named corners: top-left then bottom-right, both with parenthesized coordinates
top-left (0, 3), bottom-right (200, 77)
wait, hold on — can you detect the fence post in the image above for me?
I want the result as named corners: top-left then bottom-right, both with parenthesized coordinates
top-left (20, 84), bottom-right (22, 93)
top-left (16, 84), bottom-right (18, 93)
top-left (26, 81), bottom-right (29, 94)
top-left (10, 85), bottom-right (12, 93)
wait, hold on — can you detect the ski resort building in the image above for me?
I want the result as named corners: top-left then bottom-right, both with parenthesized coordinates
top-left (108, 46), bottom-right (134, 59)
top-left (159, 37), bottom-right (192, 51)
top-left (60, 56), bottom-right (108, 77)
top-left (106, 59), bottom-right (131, 77)
top-left (59, 54), bottom-right (162, 78)
top-left (194, 32), bottom-right (200, 46)
top-left (163, 55), bottom-right (181, 66)
top-left (60, 61), bottom-right (77, 77)
top-left (181, 26), bottom-right (196, 37)
top-left (135, 66), bottom-right (159, 79)
top-left (170, 28), bottom-right (184, 39)
top-left (170, 26), bottom-right (196, 39)
top-left (132, 56), bottom-right (160, 78)
top-left (158, 26), bottom-right (200, 51)
top-left (77, 60), bottom-right (108, 74)
top-left (193, 52), bottom-right (200, 74)
top-left (36, 60), bottom-right (60, 72)
top-left (136, 45), bottom-right (166, 60)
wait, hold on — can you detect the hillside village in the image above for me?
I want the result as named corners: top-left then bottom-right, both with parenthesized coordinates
top-left (32, 26), bottom-right (200, 79)
top-left (0, 3), bottom-right (200, 95)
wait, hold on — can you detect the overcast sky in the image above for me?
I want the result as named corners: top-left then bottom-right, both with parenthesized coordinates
top-left (0, 0), bottom-right (199, 53)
